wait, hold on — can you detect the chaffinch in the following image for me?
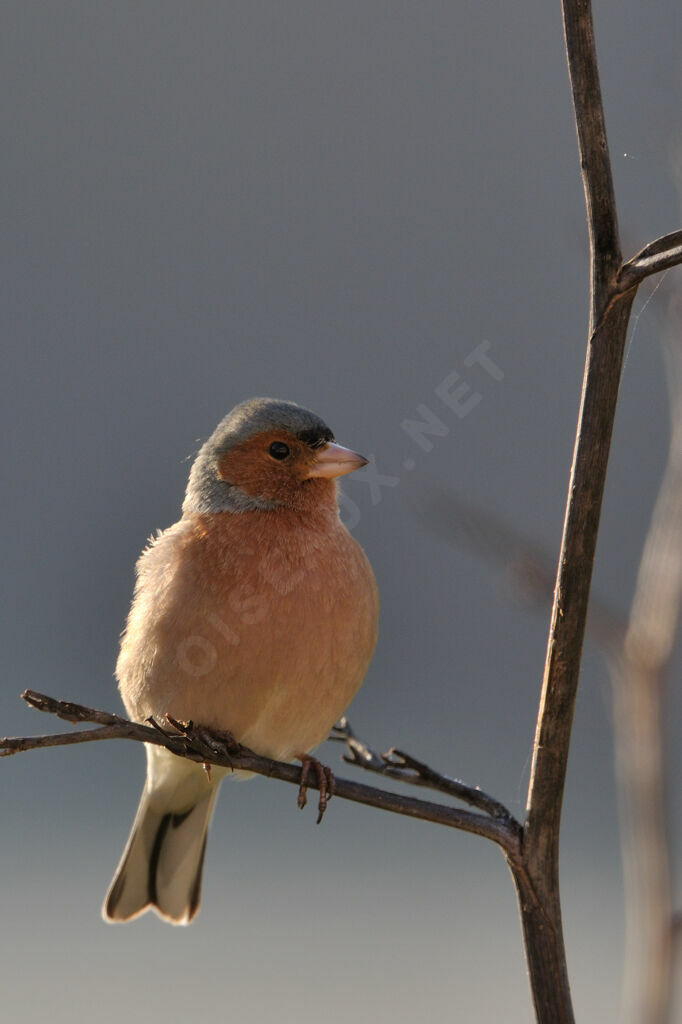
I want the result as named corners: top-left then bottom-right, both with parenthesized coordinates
top-left (103, 397), bottom-right (378, 924)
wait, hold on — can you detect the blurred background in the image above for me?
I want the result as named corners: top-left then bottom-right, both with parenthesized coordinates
top-left (2, 2), bottom-right (682, 1020)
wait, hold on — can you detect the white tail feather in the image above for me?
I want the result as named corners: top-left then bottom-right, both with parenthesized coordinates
top-left (103, 750), bottom-right (220, 925)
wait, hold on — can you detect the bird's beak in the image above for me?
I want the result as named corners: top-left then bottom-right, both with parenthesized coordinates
top-left (306, 442), bottom-right (369, 479)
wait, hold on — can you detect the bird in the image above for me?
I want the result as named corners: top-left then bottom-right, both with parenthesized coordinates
top-left (103, 397), bottom-right (378, 925)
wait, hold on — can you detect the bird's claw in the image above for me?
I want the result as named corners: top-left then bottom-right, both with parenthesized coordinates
top-left (160, 715), bottom-right (240, 766)
top-left (297, 754), bottom-right (336, 824)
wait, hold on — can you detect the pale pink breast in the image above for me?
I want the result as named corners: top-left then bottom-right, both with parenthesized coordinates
top-left (116, 510), bottom-right (378, 759)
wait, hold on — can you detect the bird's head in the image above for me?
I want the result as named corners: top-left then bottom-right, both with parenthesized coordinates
top-left (183, 398), bottom-right (368, 514)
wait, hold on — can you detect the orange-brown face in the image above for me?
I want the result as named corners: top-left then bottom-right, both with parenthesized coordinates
top-left (217, 430), bottom-right (334, 510)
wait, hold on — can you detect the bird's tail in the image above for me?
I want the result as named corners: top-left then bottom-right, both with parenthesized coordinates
top-left (103, 754), bottom-right (219, 925)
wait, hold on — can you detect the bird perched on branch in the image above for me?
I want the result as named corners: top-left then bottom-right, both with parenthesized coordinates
top-left (103, 397), bottom-right (378, 924)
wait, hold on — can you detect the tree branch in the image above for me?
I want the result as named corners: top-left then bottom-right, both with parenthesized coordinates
top-left (2, 690), bottom-right (520, 852)
top-left (561, 2), bottom-right (622, 317)
top-left (617, 230), bottom-right (682, 292)
top-left (519, 2), bottom-right (636, 1020)
top-left (330, 717), bottom-right (513, 820)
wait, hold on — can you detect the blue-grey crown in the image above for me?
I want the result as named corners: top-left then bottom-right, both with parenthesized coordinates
top-left (182, 397), bottom-right (334, 514)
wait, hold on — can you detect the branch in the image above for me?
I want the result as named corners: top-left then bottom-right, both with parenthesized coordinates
top-left (525, 0), bottom-right (630, 865)
top-left (562, 3), bottom-right (621, 316)
top-left (330, 717), bottom-right (513, 821)
top-left (617, 230), bottom-right (682, 292)
top-left (2, 691), bottom-right (520, 853)
top-left (519, 2), bottom-right (636, 1020)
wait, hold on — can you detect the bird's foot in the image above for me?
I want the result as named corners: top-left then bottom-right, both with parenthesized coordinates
top-left (297, 754), bottom-right (336, 824)
top-left (162, 715), bottom-right (242, 766)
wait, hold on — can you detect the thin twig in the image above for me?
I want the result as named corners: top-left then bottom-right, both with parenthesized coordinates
top-left (617, 230), bottom-right (682, 292)
top-left (330, 718), bottom-right (514, 821)
top-left (2, 691), bottom-right (521, 852)
top-left (0, 725), bottom-right (139, 754)
top-left (22, 690), bottom-right (131, 727)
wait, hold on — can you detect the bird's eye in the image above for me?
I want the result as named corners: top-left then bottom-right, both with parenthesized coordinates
top-left (268, 441), bottom-right (290, 461)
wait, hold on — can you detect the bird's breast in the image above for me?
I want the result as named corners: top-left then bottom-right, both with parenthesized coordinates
top-left (117, 509), bottom-right (378, 759)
